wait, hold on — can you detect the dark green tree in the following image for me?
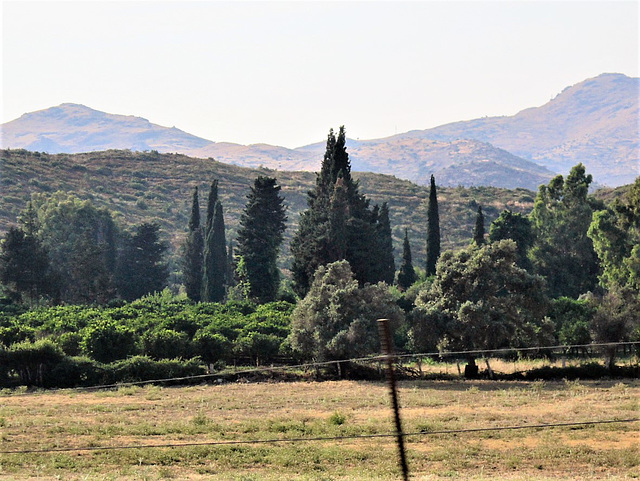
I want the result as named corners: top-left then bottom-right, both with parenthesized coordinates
top-left (202, 201), bottom-right (227, 302)
top-left (489, 209), bottom-right (534, 270)
top-left (290, 126), bottom-right (389, 296)
top-left (414, 240), bottom-right (552, 376)
top-left (28, 192), bottom-right (118, 304)
top-left (0, 227), bottom-right (52, 303)
top-left (397, 229), bottom-right (417, 291)
top-left (205, 180), bottom-right (219, 234)
top-left (472, 205), bottom-right (485, 246)
top-left (236, 176), bottom-right (287, 303)
top-left (376, 202), bottom-right (396, 284)
top-left (529, 164), bottom-right (601, 298)
top-left (588, 177), bottom-right (640, 291)
top-left (425, 175), bottom-right (441, 276)
top-left (289, 260), bottom-right (404, 375)
top-left (182, 187), bottom-right (204, 302)
top-left (116, 222), bottom-right (169, 301)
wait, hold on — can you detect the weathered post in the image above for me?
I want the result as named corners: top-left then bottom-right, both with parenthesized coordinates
top-left (378, 318), bottom-right (409, 481)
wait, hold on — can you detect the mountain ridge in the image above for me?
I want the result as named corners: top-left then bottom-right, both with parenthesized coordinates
top-left (2, 73), bottom-right (637, 187)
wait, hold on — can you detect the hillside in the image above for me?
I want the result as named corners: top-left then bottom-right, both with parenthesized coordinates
top-left (397, 73), bottom-right (639, 186)
top-left (0, 149), bottom-right (537, 272)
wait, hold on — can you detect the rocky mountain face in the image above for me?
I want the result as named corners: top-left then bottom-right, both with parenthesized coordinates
top-left (2, 73), bottom-right (637, 188)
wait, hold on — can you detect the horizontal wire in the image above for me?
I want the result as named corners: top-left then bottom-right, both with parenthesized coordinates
top-left (2, 418), bottom-right (637, 455)
top-left (3, 341), bottom-right (638, 397)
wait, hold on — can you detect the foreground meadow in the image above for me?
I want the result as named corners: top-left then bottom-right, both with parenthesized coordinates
top-left (1, 379), bottom-right (638, 480)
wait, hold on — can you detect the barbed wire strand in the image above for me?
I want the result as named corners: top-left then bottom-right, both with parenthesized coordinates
top-left (3, 341), bottom-right (638, 397)
top-left (2, 418), bottom-right (637, 455)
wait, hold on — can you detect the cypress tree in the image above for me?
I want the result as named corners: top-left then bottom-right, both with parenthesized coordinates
top-left (473, 205), bottom-right (485, 246)
top-left (205, 180), bottom-right (219, 234)
top-left (236, 176), bottom-right (287, 303)
top-left (202, 201), bottom-right (227, 302)
top-left (425, 175), bottom-right (441, 276)
top-left (397, 229), bottom-right (417, 291)
top-left (291, 126), bottom-right (388, 296)
top-left (183, 187), bottom-right (204, 301)
top-left (376, 202), bottom-right (396, 284)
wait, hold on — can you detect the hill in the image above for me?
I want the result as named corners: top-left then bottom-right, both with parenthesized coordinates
top-left (397, 73), bottom-right (639, 186)
top-left (0, 149), bottom-right (537, 272)
top-left (0, 103), bottom-right (213, 154)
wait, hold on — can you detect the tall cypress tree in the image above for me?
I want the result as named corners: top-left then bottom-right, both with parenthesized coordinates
top-left (202, 201), bottom-right (227, 302)
top-left (376, 202), bottom-right (396, 284)
top-left (473, 205), bottom-right (485, 246)
top-left (425, 175), bottom-right (441, 276)
top-left (205, 180), bottom-right (219, 235)
top-left (183, 187), bottom-right (204, 301)
top-left (236, 176), bottom-right (287, 303)
top-left (397, 229), bottom-right (417, 291)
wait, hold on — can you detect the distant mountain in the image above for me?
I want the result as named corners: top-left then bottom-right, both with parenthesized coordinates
top-left (395, 73), bottom-right (639, 186)
top-left (0, 103), bottom-right (213, 154)
top-left (2, 73), bottom-right (636, 188)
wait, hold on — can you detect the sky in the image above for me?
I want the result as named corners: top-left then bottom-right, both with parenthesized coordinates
top-left (2, 1), bottom-right (639, 149)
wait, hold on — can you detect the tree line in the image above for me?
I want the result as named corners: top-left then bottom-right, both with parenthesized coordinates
top-left (0, 126), bottom-right (639, 385)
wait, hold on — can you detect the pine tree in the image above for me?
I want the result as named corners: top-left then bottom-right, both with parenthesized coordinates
top-left (376, 202), bottom-right (395, 284)
top-left (425, 175), bottom-right (441, 276)
top-left (397, 229), bottom-right (417, 291)
top-left (236, 176), bottom-right (287, 303)
top-left (202, 201), bottom-right (227, 302)
top-left (473, 205), bottom-right (485, 246)
top-left (182, 187), bottom-right (204, 301)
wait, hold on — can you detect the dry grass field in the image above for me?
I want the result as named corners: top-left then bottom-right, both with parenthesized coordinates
top-left (0, 379), bottom-right (638, 480)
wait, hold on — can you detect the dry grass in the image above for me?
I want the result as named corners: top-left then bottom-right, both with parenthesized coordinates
top-left (0, 379), bottom-right (638, 480)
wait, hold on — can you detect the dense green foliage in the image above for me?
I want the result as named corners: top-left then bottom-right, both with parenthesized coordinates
top-left (412, 241), bottom-right (552, 363)
top-left (289, 261), bottom-right (404, 371)
top-left (489, 209), bottom-right (534, 270)
top-left (236, 177), bottom-right (287, 303)
top-left (529, 164), bottom-right (602, 298)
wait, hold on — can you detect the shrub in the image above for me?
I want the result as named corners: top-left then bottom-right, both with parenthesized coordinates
top-left (6, 339), bottom-right (65, 386)
top-left (140, 328), bottom-right (190, 360)
top-left (103, 356), bottom-right (205, 384)
top-left (81, 320), bottom-right (138, 363)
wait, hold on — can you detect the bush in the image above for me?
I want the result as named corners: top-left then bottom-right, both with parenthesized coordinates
top-left (46, 356), bottom-right (105, 388)
top-left (192, 330), bottom-right (232, 365)
top-left (5, 339), bottom-right (65, 386)
top-left (102, 356), bottom-right (205, 384)
top-left (81, 320), bottom-right (138, 363)
top-left (140, 328), bottom-right (190, 360)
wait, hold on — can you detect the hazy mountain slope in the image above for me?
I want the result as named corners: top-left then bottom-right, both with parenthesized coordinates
top-left (396, 73), bottom-right (639, 186)
top-left (0, 149), bottom-right (537, 270)
top-left (1, 103), bottom-right (214, 154)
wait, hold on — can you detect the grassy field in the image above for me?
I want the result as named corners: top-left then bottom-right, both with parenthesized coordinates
top-left (1, 379), bottom-right (638, 480)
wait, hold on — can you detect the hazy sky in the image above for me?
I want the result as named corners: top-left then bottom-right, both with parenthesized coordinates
top-left (2, 1), bottom-right (638, 148)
